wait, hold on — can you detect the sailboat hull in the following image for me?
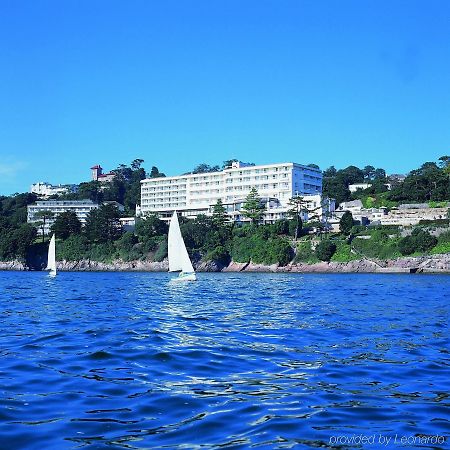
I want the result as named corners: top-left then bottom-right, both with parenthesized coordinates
top-left (46, 234), bottom-right (57, 276)
top-left (172, 272), bottom-right (197, 282)
top-left (168, 211), bottom-right (196, 281)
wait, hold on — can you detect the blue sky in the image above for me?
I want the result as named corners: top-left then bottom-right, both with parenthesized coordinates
top-left (1, 0), bottom-right (449, 195)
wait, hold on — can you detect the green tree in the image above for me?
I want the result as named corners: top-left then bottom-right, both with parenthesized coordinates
top-left (273, 219), bottom-right (290, 235)
top-left (212, 199), bottom-right (229, 228)
top-left (286, 195), bottom-right (306, 240)
top-left (181, 215), bottom-right (214, 250)
top-left (78, 181), bottom-right (103, 203)
top-left (223, 159), bottom-right (239, 169)
top-left (339, 211), bottom-right (354, 235)
top-left (373, 168), bottom-right (386, 180)
top-left (398, 229), bottom-right (438, 255)
top-left (411, 228), bottom-right (438, 252)
top-left (34, 210), bottom-right (55, 242)
top-left (398, 236), bottom-right (416, 256)
top-left (192, 163), bottom-right (221, 174)
top-left (315, 240), bottom-right (337, 261)
top-left (84, 204), bottom-right (122, 243)
top-left (363, 165), bottom-right (376, 181)
top-left (131, 158), bottom-right (144, 170)
top-left (149, 166), bottom-right (166, 178)
top-left (50, 211), bottom-right (81, 240)
top-left (57, 234), bottom-right (89, 261)
top-left (241, 188), bottom-right (265, 225)
top-left (135, 214), bottom-right (168, 242)
top-left (323, 166), bottom-right (337, 177)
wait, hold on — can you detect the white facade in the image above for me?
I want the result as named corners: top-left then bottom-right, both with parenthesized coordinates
top-left (30, 182), bottom-right (77, 197)
top-left (119, 217), bottom-right (136, 232)
top-left (140, 161), bottom-right (323, 222)
top-left (27, 200), bottom-right (99, 235)
top-left (348, 183), bottom-right (372, 193)
top-left (335, 201), bottom-right (449, 227)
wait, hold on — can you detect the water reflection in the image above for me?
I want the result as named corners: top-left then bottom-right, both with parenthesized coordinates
top-left (0, 272), bottom-right (449, 449)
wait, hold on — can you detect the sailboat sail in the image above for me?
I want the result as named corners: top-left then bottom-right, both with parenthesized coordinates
top-left (168, 212), bottom-right (195, 274)
top-left (46, 234), bottom-right (57, 275)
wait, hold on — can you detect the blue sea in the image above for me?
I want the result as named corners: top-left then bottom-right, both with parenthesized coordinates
top-left (0, 272), bottom-right (449, 449)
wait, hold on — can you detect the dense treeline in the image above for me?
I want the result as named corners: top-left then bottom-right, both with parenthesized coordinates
top-left (323, 156), bottom-right (450, 205)
top-left (0, 193), bottom-right (38, 260)
top-left (1, 157), bottom-right (449, 265)
top-left (59, 159), bottom-right (161, 215)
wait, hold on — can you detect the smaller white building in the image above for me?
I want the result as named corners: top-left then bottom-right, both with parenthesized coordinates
top-left (30, 182), bottom-right (78, 198)
top-left (119, 217), bottom-right (136, 232)
top-left (335, 200), bottom-right (449, 228)
top-left (348, 183), bottom-right (372, 193)
top-left (27, 200), bottom-right (100, 235)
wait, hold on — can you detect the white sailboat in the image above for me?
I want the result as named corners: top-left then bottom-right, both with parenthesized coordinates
top-left (168, 211), bottom-right (196, 281)
top-left (46, 234), bottom-right (57, 277)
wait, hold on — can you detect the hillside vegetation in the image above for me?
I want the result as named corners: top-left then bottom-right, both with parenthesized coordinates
top-left (0, 157), bottom-right (449, 267)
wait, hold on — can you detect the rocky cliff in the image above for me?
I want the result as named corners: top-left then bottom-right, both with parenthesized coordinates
top-left (2, 254), bottom-right (449, 273)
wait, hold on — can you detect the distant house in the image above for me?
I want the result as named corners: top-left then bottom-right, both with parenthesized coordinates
top-left (91, 165), bottom-right (115, 183)
top-left (30, 182), bottom-right (78, 198)
top-left (27, 200), bottom-right (99, 235)
top-left (27, 200), bottom-right (124, 235)
top-left (119, 217), bottom-right (136, 232)
top-left (334, 199), bottom-right (449, 228)
top-left (348, 183), bottom-right (372, 193)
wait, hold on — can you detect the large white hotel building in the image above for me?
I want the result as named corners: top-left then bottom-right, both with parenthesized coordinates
top-left (140, 161), bottom-right (327, 223)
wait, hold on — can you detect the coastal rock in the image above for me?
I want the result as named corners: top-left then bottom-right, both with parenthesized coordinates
top-left (222, 261), bottom-right (249, 272)
top-left (57, 259), bottom-right (169, 272)
top-left (195, 260), bottom-right (224, 272)
top-left (2, 254), bottom-right (450, 273)
top-left (0, 260), bottom-right (26, 271)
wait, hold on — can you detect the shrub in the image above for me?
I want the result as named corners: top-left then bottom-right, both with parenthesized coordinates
top-left (294, 240), bottom-right (318, 263)
top-left (135, 214), bottom-right (168, 242)
top-left (142, 236), bottom-right (164, 253)
top-left (88, 242), bottom-right (116, 262)
top-left (398, 236), bottom-right (415, 255)
top-left (315, 240), bottom-right (337, 261)
top-left (331, 242), bottom-right (359, 262)
top-left (350, 225), bottom-right (368, 235)
top-left (273, 219), bottom-right (290, 236)
top-left (205, 245), bottom-right (230, 265)
top-left (115, 232), bottom-right (141, 261)
top-left (154, 239), bottom-right (168, 262)
top-left (265, 238), bottom-right (293, 266)
top-left (437, 230), bottom-right (450, 243)
top-left (398, 229), bottom-right (437, 256)
top-left (431, 241), bottom-right (450, 254)
top-left (352, 234), bottom-right (401, 259)
top-left (57, 234), bottom-right (89, 261)
top-left (411, 228), bottom-right (438, 252)
top-left (231, 236), bottom-right (254, 262)
top-left (230, 235), bottom-right (293, 265)
top-left (339, 211), bottom-right (354, 235)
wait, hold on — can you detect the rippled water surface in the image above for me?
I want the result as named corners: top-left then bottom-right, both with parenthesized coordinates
top-left (0, 272), bottom-right (449, 449)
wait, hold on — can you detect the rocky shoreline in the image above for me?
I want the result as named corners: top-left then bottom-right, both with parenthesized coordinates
top-left (2, 254), bottom-right (450, 273)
